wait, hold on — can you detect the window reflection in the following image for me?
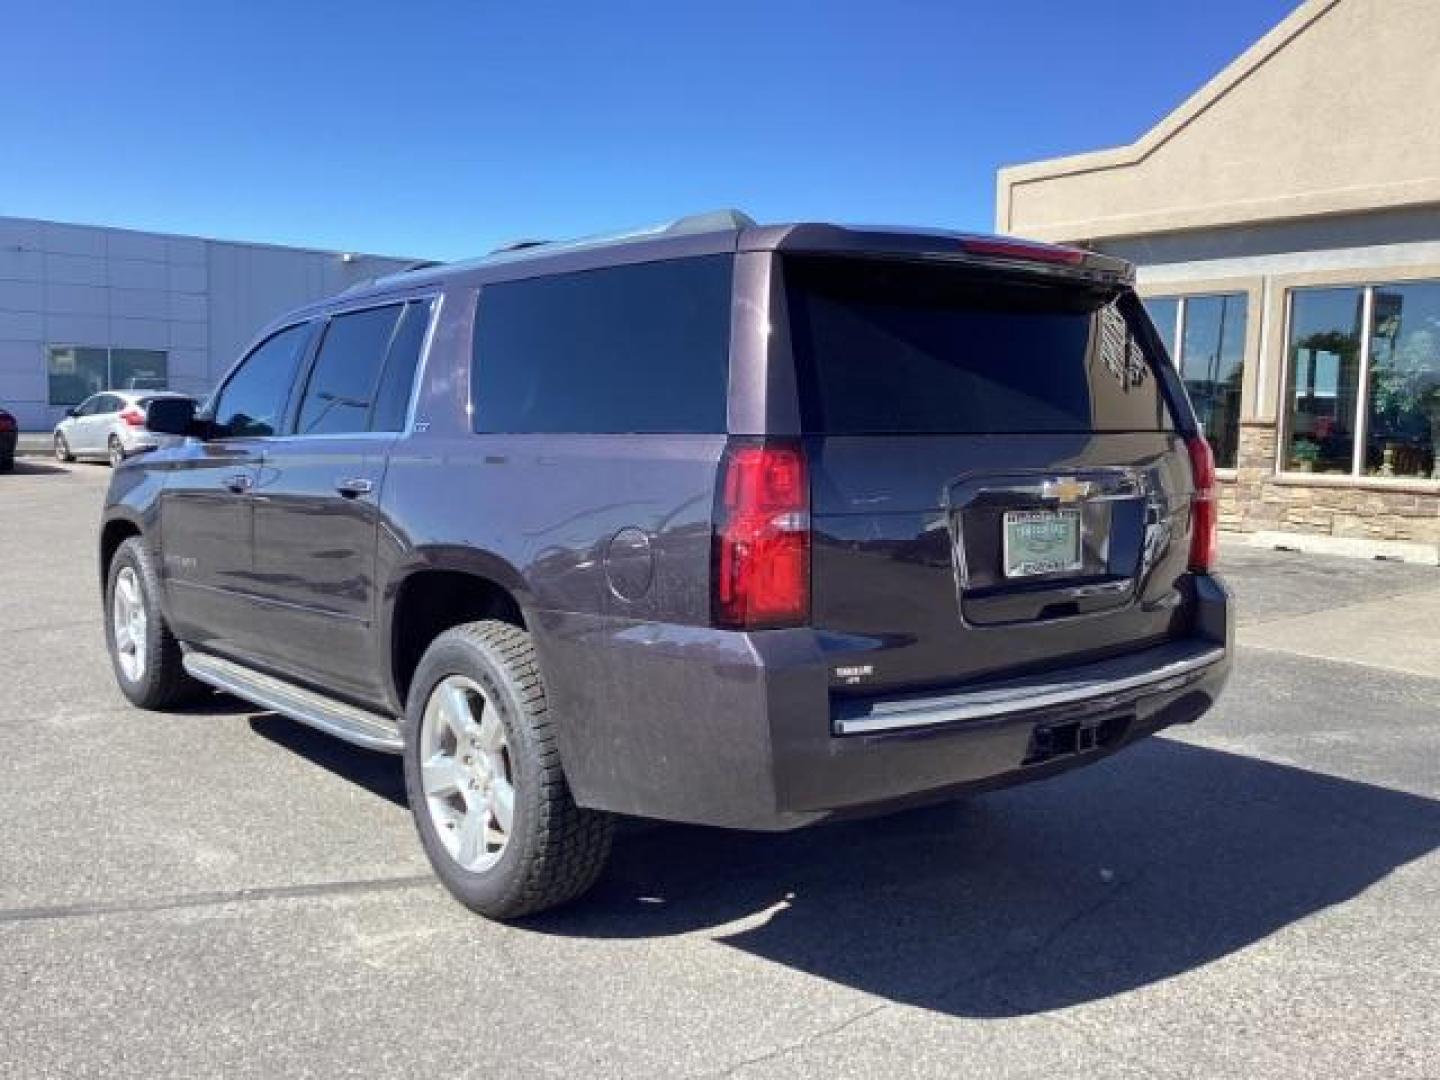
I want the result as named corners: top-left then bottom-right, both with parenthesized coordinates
top-left (1180, 295), bottom-right (1245, 469)
top-left (1366, 284), bottom-right (1440, 479)
top-left (1141, 293), bottom-right (1246, 468)
top-left (1285, 288), bottom-right (1363, 474)
top-left (1142, 297), bottom-right (1179, 363)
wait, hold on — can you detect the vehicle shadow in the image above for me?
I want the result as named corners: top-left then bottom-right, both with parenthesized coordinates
top-left (238, 710), bottom-right (1439, 1018)
top-left (521, 738), bottom-right (1440, 1018)
top-left (4, 458), bottom-right (72, 476)
top-left (246, 712), bottom-right (408, 806)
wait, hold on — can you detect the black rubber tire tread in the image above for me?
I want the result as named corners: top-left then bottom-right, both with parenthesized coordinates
top-left (0, 453), bottom-right (12, 473)
top-left (105, 536), bottom-right (206, 710)
top-left (403, 620), bottom-right (613, 920)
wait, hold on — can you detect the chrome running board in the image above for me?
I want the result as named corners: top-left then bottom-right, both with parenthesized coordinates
top-left (183, 652), bottom-right (404, 754)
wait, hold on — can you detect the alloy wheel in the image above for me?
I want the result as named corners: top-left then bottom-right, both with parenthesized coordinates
top-left (111, 566), bottom-right (148, 682)
top-left (418, 675), bottom-right (517, 873)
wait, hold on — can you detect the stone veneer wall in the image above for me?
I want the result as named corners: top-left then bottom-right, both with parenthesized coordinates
top-left (1219, 421), bottom-right (1440, 547)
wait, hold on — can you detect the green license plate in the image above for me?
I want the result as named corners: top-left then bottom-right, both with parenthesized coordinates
top-left (1003, 509), bottom-right (1082, 578)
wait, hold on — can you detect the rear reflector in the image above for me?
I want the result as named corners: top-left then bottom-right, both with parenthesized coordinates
top-left (119, 407), bottom-right (146, 427)
top-left (0, 411), bottom-right (15, 433)
top-left (1186, 436), bottom-right (1218, 572)
top-left (962, 237), bottom-right (1087, 266)
top-left (713, 441), bottom-right (810, 630)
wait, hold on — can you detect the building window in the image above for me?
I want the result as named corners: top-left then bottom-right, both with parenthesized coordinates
top-left (1142, 293), bottom-right (1247, 468)
top-left (47, 346), bottom-right (169, 407)
top-left (1284, 282), bottom-right (1439, 480)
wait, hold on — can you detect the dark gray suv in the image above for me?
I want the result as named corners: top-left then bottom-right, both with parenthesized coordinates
top-left (99, 211), bottom-right (1231, 919)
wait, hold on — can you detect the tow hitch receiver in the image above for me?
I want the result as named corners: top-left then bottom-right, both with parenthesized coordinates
top-left (1023, 713), bottom-right (1129, 767)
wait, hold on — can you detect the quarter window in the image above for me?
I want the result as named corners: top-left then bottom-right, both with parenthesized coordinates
top-left (296, 305), bottom-right (403, 435)
top-left (472, 257), bottom-right (733, 434)
top-left (211, 323), bottom-right (312, 438)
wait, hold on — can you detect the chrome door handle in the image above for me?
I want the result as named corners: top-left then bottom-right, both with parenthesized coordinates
top-left (224, 473), bottom-right (253, 493)
top-left (335, 477), bottom-right (374, 498)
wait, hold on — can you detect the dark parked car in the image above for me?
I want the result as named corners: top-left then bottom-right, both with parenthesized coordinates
top-left (99, 212), bottom-right (1231, 919)
top-left (0, 406), bottom-right (16, 472)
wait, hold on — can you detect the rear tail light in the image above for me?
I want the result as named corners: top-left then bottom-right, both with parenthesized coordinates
top-left (713, 440), bottom-right (810, 630)
top-left (0, 411), bottom-right (15, 433)
top-left (1186, 435), bottom-right (1218, 572)
top-left (119, 407), bottom-right (146, 427)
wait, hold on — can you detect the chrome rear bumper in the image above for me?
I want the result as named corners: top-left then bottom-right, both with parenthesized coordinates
top-left (833, 640), bottom-right (1226, 736)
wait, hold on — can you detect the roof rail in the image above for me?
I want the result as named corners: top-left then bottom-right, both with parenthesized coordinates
top-left (488, 238), bottom-right (550, 255)
top-left (475, 208), bottom-right (756, 264)
top-left (664, 208), bottom-right (756, 235)
top-left (366, 210), bottom-right (757, 291)
top-left (338, 258), bottom-right (444, 295)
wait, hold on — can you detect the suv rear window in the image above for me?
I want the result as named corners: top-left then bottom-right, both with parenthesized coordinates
top-left (472, 256), bottom-right (733, 434)
top-left (784, 256), bottom-right (1173, 435)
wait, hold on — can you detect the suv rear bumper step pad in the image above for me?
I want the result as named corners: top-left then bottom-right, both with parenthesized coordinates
top-left (182, 651), bottom-right (403, 753)
top-left (832, 640), bottom-right (1226, 736)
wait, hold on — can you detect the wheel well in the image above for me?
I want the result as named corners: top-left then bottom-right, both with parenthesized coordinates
top-left (391, 571), bottom-right (525, 707)
top-left (99, 520), bottom-right (141, 586)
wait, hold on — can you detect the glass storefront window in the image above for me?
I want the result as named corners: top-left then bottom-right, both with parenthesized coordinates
top-left (1282, 281), bottom-right (1440, 481)
top-left (1142, 297), bottom-right (1180, 362)
top-left (1141, 292), bottom-right (1247, 468)
top-left (1180, 294), bottom-right (1246, 470)
top-left (1284, 288), bottom-right (1363, 474)
top-left (111, 349), bottom-right (170, 392)
top-left (47, 346), bottom-right (110, 408)
top-left (47, 347), bottom-right (169, 406)
top-left (1366, 284), bottom-right (1440, 479)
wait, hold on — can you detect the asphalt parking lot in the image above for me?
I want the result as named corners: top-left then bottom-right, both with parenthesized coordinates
top-left (3, 460), bottom-right (1438, 1080)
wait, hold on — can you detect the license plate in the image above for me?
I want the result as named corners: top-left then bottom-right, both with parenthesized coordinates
top-left (1003, 509), bottom-right (1082, 578)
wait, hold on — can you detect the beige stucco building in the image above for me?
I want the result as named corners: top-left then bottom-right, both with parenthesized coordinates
top-left (997, 0), bottom-right (1440, 562)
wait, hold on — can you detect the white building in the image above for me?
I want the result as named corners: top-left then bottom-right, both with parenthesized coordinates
top-left (0, 215), bottom-right (419, 430)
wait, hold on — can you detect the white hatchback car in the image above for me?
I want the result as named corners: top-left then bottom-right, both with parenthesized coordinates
top-left (53, 391), bottom-right (195, 467)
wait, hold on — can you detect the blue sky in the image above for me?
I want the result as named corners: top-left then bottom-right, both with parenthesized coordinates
top-left (0, 1), bottom-right (1298, 261)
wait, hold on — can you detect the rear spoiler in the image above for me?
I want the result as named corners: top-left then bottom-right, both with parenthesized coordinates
top-left (742, 224), bottom-right (1133, 288)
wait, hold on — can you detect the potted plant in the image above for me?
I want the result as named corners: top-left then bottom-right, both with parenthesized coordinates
top-left (1290, 438), bottom-right (1321, 473)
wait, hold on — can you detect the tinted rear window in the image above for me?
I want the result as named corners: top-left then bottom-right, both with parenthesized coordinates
top-left (472, 256), bottom-right (733, 434)
top-left (784, 257), bottom-right (1172, 434)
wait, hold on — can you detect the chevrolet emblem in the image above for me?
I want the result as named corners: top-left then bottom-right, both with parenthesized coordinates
top-left (1042, 478), bottom-right (1092, 503)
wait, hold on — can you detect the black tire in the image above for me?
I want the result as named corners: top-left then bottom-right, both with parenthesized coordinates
top-left (54, 433), bottom-right (73, 462)
top-left (0, 453), bottom-right (12, 473)
top-left (108, 436), bottom-right (125, 468)
top-left (403, 620), bottom-right (613, 919)
top-left (104, 536), bottom-right (205, 710)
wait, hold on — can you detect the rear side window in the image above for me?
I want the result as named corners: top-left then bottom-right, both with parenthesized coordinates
top-left (471, 256), bottom-right (733, 433)
top-left (370, 299), bottom-right (433, 432)
top-left (296, 305), bottom-right (403, 435)
top-left (784, 257), bottom-right (1172, 434)
top-left (213, 322), bottom-right (312, 438)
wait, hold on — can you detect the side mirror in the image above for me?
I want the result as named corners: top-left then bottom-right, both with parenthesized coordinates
top-left (146, 397), bottom-right (201, 437)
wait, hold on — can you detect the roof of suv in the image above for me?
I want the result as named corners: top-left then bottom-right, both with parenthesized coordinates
top-left (285, 210), bottom-right (1135, 320)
